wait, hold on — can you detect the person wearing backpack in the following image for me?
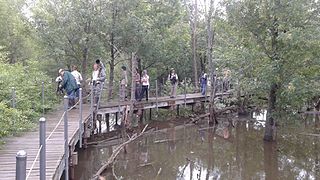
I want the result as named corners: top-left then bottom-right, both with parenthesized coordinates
top-left (168, 68), bottom-right (178, 98)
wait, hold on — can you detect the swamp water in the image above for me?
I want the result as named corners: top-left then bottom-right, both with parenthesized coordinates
top-left (74, 113), bottom-right (320, 180)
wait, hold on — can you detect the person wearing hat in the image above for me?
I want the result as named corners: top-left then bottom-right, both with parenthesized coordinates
top-left (168, 68), bottom-right (178, 98)
top-left (58, 68), bottom-right (78, 108)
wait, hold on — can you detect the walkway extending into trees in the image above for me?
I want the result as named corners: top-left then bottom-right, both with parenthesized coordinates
top-left (0, 92), bottom-right (230, 180)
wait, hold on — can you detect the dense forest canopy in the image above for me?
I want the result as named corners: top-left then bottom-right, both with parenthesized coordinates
top-left (0, 0), bottom-right (319, 140)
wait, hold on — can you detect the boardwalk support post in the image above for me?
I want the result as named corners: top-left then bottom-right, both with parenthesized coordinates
top-left (12, 87), bottom-right (16, 108)
top-left (105, 113), bottom-right (110, 132)
top-left (79, 88), bottom-right (83, 148)
top-left (177, 105), bottom-right (180, 116)
top-left (16, 150), bottom-right (27, 180)
top-left (39, 117), bottom-right (46, 180)
top-left (63, 96), bottom-right (69, 180)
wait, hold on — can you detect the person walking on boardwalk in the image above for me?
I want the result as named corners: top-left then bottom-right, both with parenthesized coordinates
top-left (140, 70), bottom-right (150, 101)
top-left (134, 68), bottom-right (141, 101)
top-left (58, 69), bottom-right (78, 108)
top-left (92, 62), bottom-right (106, 106)
top-left (120, 66), bottom-right (128, 101)
top-left (200, 71), bottom-right (207, 96)
top-left (168, 68), bottom-right (178, 98)
top-left (71, 65), bottom-right (83, 98)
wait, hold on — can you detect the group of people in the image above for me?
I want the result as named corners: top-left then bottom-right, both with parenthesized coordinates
top-left (56, 59), bottom-right (106, 108)
top-left (56, 58), bottom-right (209, 108)
top-left (122, 68), bottom-right (150, 101)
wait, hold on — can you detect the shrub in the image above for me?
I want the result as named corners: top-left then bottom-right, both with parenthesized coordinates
top-left (0, 61), bottom-right (58, 139)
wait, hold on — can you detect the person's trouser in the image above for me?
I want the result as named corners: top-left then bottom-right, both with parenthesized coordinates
top-left (201, 83), bottom-right (207, 95)
top-left (120, 84), bottom-right (126, 101)
top-left (67, 90), bottom-right (75, 107)
top-left (94, 83), bottom-right (103, 105)
top-left (135, 83), bottom-right (141, 100)
top-left (75, 84), bottom-right (80, 98)
top-left (140, 85), bottom-right (149, 100)
top-left (170, 83), bottom-right (177, 97)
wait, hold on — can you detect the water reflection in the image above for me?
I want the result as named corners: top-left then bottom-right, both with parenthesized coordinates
top-left (74, 115), bottom-right (320, 180)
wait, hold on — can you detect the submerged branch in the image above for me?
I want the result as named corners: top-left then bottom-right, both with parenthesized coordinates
top-left (92, 124), bottom-right (149, 180)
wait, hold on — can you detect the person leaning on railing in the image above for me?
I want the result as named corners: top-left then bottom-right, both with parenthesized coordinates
top-left (58, 69), bottom-right (78, 108)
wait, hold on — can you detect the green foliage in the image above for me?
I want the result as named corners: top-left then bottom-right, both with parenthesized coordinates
top-left (0, 60), bottom-right (58, 139)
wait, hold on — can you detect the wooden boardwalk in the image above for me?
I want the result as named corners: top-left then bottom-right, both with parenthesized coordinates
top-left (0, 104), bottom-right (91, 180)
top-left (0, 92), bottom-right (230, 180)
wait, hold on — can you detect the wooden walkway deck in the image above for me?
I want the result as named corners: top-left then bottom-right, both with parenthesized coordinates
top-left (0, 104), bottom-right (91, 180)
top-left (0, 92), bottom-right (230, 180)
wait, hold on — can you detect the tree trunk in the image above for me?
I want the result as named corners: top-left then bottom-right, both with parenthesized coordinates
top-left (107, 4), bottom-right (116, 101)
top-left (82, 46), bottom-right (89, 88)
top-left (192, 0), bottom-right (198, 90)
top-left (128, 53), bottom-right (137, 123)
top-left (206, 0), bottom-right (216, 124)
top-left (264, 83), bottom-right (277, 141)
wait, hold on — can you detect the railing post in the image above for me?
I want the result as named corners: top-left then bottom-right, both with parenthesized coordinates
top-left (16, 150), bottom-right (27, 180)
top-left (39, 117), bottom-right (46, 180)
top-left (12, 87), bottom-right (16, 108)
top-left (155, 80), bottom-right (158, 112)
top-left (90, 84), bottom-right (94, 129)
top-left (118, 83), bottom-right (121, 112)
top-left (79, 88), bottom-right (83, 148)
top-left (63, 96), bottom-right (69, 180)
top-left (42, 82), bottom-right (45, 116)
top-left (184, 77), bottom-right (187, 108)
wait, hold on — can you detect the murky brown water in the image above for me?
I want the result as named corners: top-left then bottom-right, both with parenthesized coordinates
top-left (74, 114), bottom-right (320, 180)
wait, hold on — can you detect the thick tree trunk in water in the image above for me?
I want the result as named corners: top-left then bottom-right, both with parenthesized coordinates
top-left (264, 83), bottom-right (277, 141)
top-left (81, 46), bottom-right (89, 90)
top-left (263, 142), bottom-right (279, 180)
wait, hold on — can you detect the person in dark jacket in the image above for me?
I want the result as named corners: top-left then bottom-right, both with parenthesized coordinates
top-left (59, 69), bottom-right (78, 108)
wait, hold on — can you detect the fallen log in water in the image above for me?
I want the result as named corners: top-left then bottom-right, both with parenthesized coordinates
top-left (92, 124), bottom-right (148, 180)
top-left (190, 106), bottom-right (237, 124)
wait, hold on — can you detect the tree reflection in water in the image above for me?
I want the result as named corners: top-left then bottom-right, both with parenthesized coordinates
top-left (74, 115), bottom-right (320, 180)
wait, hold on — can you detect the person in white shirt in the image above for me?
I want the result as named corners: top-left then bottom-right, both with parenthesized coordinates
top-left (71, 65), bottom-right (83, 98)
top-left (71, 65), bottom-right (83, 86)
top-left (91, 62), bottom-right (106, 106)
top-left (140, 70), bottom-right (149, 101)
